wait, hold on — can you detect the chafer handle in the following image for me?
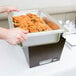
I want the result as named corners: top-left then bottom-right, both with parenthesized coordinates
top-left (60, 33), bottom-right (65, 41)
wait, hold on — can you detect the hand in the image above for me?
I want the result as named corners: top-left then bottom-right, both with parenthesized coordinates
top-left (0, 6), bottom-right (19, 13)
top-left (5, 6), bottom-right (19, 12)
top-left (4, 28), bottom-right (28, 45)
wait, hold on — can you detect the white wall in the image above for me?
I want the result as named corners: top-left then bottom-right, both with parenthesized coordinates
top-left (0, 0), bottom-right (76, 10)
top-left (0, 0), bottom-right (72, 9)
top-left (0, 0), bottom-right (76, 19)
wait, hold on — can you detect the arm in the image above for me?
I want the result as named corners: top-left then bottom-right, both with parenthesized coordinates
top-left (0, 6), bottom-right (19, 13)
top-left (0, 27), bottom-right (28, 45)
top-left (0, 6), bottom-right (28, 45)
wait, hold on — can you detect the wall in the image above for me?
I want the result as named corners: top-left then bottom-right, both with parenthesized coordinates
top-left (0, 0), bottom-right (73, 9)
top-left (0, 0), bottom-right (76, 19)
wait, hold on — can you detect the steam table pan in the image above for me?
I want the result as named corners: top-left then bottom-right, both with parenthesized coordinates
top-left (8, 9), bottom-right (68, 46)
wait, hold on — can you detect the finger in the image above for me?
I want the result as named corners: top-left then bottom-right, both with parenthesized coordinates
top-left (15, 40), bottom-right (20, 45)
top-left (12, 7), bottom-right (20, 11)
top-left (17, 28), bottom-right (28, 34)
top-left (16, 40), bottom-right (21, 44)
top-left (18, 37), bottom-right (24, 42)
top-left (21, 34), bottom-right (27, 40)
top-left (17, 35), bottom-right (25, 42)
top-left (7, 9), bottom-right (20, 12)
top-left (22, 30), bottom-right (28, 34)
top-left (9, 40), bottom-right (19, 45)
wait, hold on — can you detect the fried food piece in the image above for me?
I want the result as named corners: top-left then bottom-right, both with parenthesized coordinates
top-left (12, 16), bottom-right (23, 23)
top-left (43, 18), bottom-right (60, 30)
top-left (12, 13), bottom-right (53, 33)
top-left (27, 13), bottom-right (45, 24)
top-left (35, 23), bottom-right (51, 31)
top-left (28, 25), bottom-right (38, 33)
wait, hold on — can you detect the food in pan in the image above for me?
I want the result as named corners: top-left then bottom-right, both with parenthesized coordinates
top-left (43, 18), bottom-right (60, 30)
top-left (12, 13), bottom-right (60, 33)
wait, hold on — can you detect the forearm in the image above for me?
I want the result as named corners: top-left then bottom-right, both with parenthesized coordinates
top-left (0, 27), bottom-right (28, 45)
top-left (0, 6), bottom-right (19, 13)
top-left (0, 6), bottom-right (7, 13)
top-left (0, 27), bottom-right (8, 40)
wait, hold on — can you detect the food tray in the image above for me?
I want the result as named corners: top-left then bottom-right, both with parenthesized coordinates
top-left (8, 9), bottom-right (68, 46)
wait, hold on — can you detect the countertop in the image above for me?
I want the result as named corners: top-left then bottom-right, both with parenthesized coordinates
top-left (0, 40), bottom-right (76, 76)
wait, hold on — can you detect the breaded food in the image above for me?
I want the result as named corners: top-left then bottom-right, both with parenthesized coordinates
top-left (12, 13), bottom-right (52, 33)
top-left (43, 18), bottom-right (60, 30)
